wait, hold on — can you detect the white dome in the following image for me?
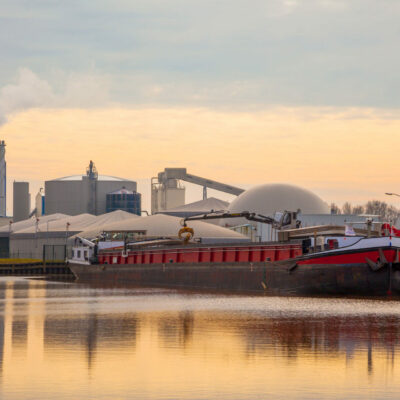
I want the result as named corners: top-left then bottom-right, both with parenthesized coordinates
top-left (14, 210), bottom-right (138, 234)
top-left (225, 183), bottom-right (329, 226)
top-left (75, 214), bottom-right (246, 240)
top-left (50, 174), bottom-right (132, 182)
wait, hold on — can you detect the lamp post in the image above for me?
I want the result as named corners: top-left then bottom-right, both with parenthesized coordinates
top-left (35, 217), bottom-right (40, 250)
top-left (46, 218), bottom-right (58, 239)
top-left (45, 218), bottom-right (58, 263)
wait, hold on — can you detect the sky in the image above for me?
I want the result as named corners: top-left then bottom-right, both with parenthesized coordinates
top-left (1, 0), bottom-right (400, 214)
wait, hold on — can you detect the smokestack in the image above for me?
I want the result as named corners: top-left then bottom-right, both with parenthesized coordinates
top-left (0, 141), bottom-right (6, 216)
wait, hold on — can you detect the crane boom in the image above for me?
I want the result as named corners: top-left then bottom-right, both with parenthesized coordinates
top-left (182, 210), bottom-right (300, 230)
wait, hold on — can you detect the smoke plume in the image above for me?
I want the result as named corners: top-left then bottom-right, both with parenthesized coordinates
top-left (0, 69), bottom-right (55, 126)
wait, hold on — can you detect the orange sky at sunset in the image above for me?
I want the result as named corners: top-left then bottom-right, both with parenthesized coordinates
top-left (1, 106), bottom-right (399, 213)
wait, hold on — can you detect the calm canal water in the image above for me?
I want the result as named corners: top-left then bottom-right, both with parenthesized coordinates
top-left (0, 277), bottom-right (399, 399)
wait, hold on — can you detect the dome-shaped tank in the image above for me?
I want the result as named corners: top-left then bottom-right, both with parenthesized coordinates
top-left (223, 183), bottom-right (329, 226)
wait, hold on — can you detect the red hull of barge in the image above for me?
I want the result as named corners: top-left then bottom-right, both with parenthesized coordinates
top-left (97, 243), bottom-right (303, 265)
top-left (70, 242), bottom-right (400, 296)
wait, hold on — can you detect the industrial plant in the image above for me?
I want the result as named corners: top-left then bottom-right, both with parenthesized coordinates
top-left (45, 160), bottom-right (140, 216)
top-left (0, 144), bottom-right (381, 261)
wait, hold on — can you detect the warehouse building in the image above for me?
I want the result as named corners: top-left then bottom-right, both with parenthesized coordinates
top-left (13, 181), bottom-right (30, 222)
top-left (44, 161), bottom-right (140, 216)
top-left (7, 211), bottom-right (247, 260)
top-left (0, 213), bottom-right (68, 258)
top-left (72, 213), bottom-right (246, 242)
top-left (7, 210), bottom-right (137, 259)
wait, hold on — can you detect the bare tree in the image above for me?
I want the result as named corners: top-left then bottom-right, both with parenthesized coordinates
top-left (352, 205), bottom-right (364, 214)
top-left (365, 200), bottom-right (388, 218)
top-left (386, 205), bottom-right (400, 224)
top-left (331, 199), bottom-right (400, 222)
top-left (342, 202), bottom-right (352, 214)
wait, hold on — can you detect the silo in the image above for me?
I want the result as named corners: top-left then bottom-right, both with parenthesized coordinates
top-left (0, 141), bottom-right (6, 216)
top-left (106, 187), bottom-right (141, 215)
top-left (35, 189), bottom-right (44, 217)
top-left (45, 161), bottom-right (138, 216)
top-left (13, 182), bottom-right (30, 222)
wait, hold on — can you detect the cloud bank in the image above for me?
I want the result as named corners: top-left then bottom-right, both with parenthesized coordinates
top-left (0, 69), bottom-right (53, 125)
top-left (0, 0), bottom-right (400, 113)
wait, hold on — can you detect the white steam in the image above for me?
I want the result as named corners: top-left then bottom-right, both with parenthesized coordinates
top-left (0, 68), bottom-right (109, 126)
top-left (0, 69), bottom-right (55, 125)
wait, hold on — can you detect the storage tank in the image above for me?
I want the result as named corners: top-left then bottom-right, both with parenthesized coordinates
top-left (106, 187), bottom-right (141, 215)
top-left (45, 161), bottom-right (138, 216)
top-left (222, 183), bottom-right (329, 228)
top-left (13, 181), bottom-right (30, 222)
top-left (35, 189), bottom-right (44, 217)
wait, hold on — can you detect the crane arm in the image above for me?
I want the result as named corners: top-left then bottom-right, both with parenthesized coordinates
top-left (182, 211), bottom-right (290, 228)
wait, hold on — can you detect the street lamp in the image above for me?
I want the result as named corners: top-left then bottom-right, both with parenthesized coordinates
top-left (45, 218), bottom-right (58, 263)
top-left (46, 218), bottom-right (58, 239)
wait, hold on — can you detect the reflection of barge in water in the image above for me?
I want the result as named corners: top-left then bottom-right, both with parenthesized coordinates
top-left (68, 211), bottom-right (400, 296)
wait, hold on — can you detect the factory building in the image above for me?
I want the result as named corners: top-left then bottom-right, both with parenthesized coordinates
top-left (13, 181), bottom-right (30, 222)
top-left (4, 210), bottom-right (136, 259)
top-left (4, 211), bottom-right (246, 260)
top-left (44, 161), bottom-right (140, 216)
top-left (151, 168), bottom-right (243, 213)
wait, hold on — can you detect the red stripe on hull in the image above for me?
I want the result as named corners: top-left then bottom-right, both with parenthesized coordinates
top-left (299, 249), bottom-right (396, 265)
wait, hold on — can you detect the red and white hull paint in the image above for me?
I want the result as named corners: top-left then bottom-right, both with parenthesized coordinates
top-left (285, 236), bottom-right (400, 296)
top-left (69, 237), bottom-right (400, 296)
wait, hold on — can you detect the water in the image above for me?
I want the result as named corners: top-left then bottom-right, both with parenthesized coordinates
top-left (0, 277), bottom-right (400, 399)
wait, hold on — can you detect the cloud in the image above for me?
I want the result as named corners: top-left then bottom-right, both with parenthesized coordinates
top-left (0, 69), bottom-right (54, 125)
top-left (0, 68), bottom-right (110, 126)
top-left (1, 1), bottom-right (400, 110)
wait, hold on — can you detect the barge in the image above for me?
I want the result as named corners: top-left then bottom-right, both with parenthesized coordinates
top-left (68, 211), bottom-right (400, 296)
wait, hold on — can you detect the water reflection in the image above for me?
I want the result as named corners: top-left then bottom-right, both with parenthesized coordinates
top-left (0, 277), bottom-right (399, 399)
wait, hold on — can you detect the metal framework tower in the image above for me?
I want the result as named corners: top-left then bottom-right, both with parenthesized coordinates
top-left (0, 141), bottom-right (6, 216)
top-left (86, 160), bottom-right (98, 215)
